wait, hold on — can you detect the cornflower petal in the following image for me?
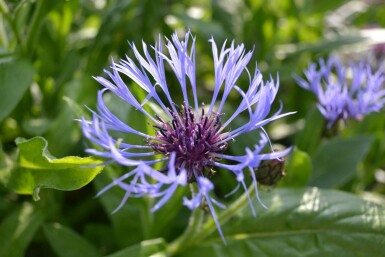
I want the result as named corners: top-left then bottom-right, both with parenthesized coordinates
top-left (82, 31), bottom-right (293, 242)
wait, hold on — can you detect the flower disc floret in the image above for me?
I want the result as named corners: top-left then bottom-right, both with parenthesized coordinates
top-left (149, 104), bottom-right (228, 182)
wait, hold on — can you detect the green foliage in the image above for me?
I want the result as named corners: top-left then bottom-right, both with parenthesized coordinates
top-left (92, 173), bottom-right (146, 247)
top-left (43, 223), bottom-right (101, 257)
top-left (278, 147), bottom-right (312, 187)
top-left (295, 106), bottom-right (325, 155)
top-left (175, 188), bottom-right (385, 257)
top-left (310, 135), bottom-right (373, 188)
top-left (0, 59), bottom-right (34, 122)
top-left (0, 203), bottom-right (46, 257)
top-left (104, 238), bottom-right (167, 257)
top-left (1, 0), bottom-right (385, 256)
top-left (3, 137), bottom-right (103, 200)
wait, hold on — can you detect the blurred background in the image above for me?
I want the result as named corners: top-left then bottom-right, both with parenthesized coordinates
top-left (1, 0), bottom-right (385, 256)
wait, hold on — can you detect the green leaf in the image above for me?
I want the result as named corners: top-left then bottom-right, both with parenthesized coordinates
top-left (0, 141), bottom-right (12, 185)
top-left (278, 147), bottom-right (312, 187)
top-left (176, 188), bottom-right (385, 257)
top-left (0, 202), bottom-right (46, 257)
top-left (62, 96), bottom-right (90, 119)
top-left (7, 136), bottom-right (103, 200)
top-left (44, 97), bottom-right (85, 156)
top-left (43, 223), bottom-right (101, 257)
top-left (0, 59), bottom-right (34, 121)
top-left (309, 135), bottom-right (373, 188)
top-left (104, 238), bottom-right (167, 257)
top-left (295, 106), bottom-right (325, 155)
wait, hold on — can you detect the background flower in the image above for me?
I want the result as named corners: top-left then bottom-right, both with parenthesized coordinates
top-left (295, 56), bottom-right (385, 127)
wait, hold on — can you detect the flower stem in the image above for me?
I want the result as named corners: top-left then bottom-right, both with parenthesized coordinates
top-left (190, 184), bottom-right (256, 243)
top-left (164, 184), bottom-right (256, 255)
top-left (165, 184), bottom-right (204, 255)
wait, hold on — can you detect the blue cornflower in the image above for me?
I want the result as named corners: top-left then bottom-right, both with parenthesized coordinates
top-left (296, 56), bottom-right (385, 127)
top-left (81, 31), bottom-right (292, 242)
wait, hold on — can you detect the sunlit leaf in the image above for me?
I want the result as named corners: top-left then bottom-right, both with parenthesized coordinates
top-left (7, 137), bottom-right (103, 200)
top-left (177, 188), bottom-right (385, 257)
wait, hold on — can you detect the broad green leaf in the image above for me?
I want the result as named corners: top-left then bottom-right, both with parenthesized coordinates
top-left (176, 188), bottom-right (385, 257)
top-left (0, 202), bottom-right (46, 257)
top-left (344, 113), bottom-right (385, 167)
top-left (278, 147), bottom-right (312, 187)
top-left (43, 223), bottom-right (101, 257)
top-left (104, 238), bottom-right (167, 257)
top-left (0, 59), bottom-right (34, 121)
top-left (309, 135), bottom-right (373, 188)
top-left (7, 136), bottom-right (103, 200)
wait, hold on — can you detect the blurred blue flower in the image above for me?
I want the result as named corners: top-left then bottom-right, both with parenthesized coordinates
top-left (296, 56), bottom-right (385, 127)
top-left (81, 31), bottom-right (292, 242)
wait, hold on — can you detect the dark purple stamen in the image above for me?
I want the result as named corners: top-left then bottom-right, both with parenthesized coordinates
top-left (149, 104), bottom-right (228, 182)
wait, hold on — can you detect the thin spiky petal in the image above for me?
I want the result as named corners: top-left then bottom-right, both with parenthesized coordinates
top-left (81, 30), bottom-right (293, 243)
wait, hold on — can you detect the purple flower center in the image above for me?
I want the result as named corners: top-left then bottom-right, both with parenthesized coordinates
top-left (149, 104), bottom-right (228, 182)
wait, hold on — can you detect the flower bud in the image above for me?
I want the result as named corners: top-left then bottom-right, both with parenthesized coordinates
top-left (255, 158), bottom-right (286, 186)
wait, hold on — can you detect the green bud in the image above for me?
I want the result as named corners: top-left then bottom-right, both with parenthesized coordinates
top-left (255, 158), bottom-right (286, 186)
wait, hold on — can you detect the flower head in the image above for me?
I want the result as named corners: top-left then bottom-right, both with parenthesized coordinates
top-left (81, 31), bottom-right (292, 242)
top-left (295, 56), bottom-right (385, 127)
